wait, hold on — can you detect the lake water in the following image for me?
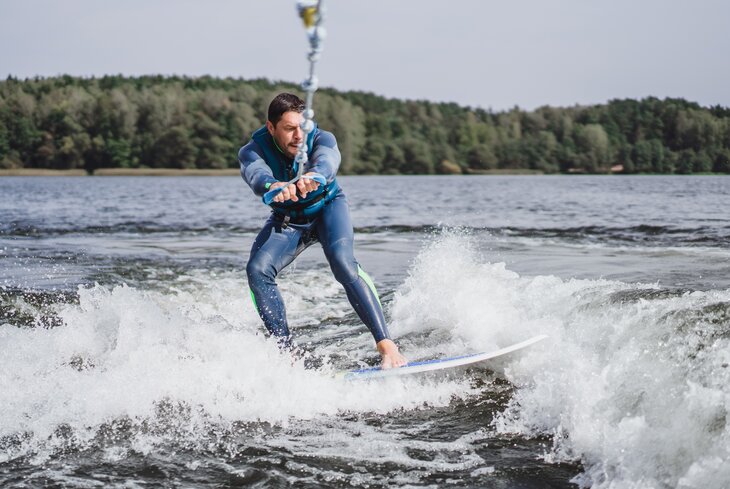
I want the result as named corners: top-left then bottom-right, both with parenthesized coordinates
top-left (1, 175), bottom-right (729, 488)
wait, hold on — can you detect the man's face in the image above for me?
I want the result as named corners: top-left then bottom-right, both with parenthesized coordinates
top-left (267, 111), bottom-right (303, 159)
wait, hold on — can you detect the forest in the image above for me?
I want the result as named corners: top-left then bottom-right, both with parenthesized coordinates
top-left (1, 75), bottom-right (729, 174)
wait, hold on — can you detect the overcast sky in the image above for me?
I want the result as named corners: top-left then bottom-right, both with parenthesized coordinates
top-left (1, 0), bottom-right (728, 111)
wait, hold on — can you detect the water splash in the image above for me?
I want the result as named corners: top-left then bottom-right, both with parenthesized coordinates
top-left (388, 232), bottom-right (730, 489)
top-left (0, 269), bottom-right (474, 465)
top-left (3, 230), bottom-right (729, 488)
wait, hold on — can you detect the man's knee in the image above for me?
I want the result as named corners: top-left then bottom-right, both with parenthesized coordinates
top-left (328, 239), bottom-right (358, 284)
top-left (246, 253), bottom-right (277, 284)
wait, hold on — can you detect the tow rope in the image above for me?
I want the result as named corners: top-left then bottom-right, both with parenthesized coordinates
top-left (263, 0), bottom-right (327, 205)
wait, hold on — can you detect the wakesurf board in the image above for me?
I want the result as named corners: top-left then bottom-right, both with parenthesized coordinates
top-left (337, 334), bottom-right (548, 381)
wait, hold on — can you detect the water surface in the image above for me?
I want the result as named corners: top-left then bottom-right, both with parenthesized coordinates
top-left (1, 175), bottom-right (729, 488)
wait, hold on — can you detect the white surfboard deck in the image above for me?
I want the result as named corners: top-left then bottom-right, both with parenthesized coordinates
top-left (337, 334), bottom-right (548, 381)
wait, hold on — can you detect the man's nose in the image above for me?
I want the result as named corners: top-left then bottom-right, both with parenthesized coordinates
top-left (293, 126), bottom-right (303, 140)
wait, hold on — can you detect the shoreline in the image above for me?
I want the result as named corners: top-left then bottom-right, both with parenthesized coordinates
top-left (0, 168), bottom-right (242, 177)
top-left (0, 168), bottom-right (726, 177)
top-left (0, 168), bottom-right (548, 177)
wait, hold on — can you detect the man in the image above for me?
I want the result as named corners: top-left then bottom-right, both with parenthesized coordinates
top-left (239, 93), bottom-right (407, 368)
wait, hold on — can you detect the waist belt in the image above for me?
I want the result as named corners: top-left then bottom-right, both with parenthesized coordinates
top-left (272, 179), bottom-right (339, 222)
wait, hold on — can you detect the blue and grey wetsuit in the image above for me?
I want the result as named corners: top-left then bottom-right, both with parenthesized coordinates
top-left (239, 125), bottom-right (390, 346)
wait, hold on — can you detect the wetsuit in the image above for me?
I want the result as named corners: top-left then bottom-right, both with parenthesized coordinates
top-left (239, 125), bottom-right (390, 346)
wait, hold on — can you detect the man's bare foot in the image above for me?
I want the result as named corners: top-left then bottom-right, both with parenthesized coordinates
top-left (377, 339), bottom-right (408, 369)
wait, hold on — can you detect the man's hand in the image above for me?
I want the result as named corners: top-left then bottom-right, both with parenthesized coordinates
top-left (296, 172), bottom-right (321, 199)
top-left (269, 182), bottom-right (299, 203)
top-left (269, 173), bottom-right (321, 203)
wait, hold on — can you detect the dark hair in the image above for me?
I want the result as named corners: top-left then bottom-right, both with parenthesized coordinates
top-left (268, 93), bottom-right (305, 126)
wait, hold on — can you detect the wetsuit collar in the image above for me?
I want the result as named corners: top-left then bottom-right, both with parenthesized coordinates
top-left (272, 136), bottom-right (287, 156)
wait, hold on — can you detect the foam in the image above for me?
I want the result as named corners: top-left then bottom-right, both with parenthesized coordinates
top-left (3, 231), bottom-right (729, 488)
top-left (0, 268), bottom-right (474, 464)
top-left (389, 233), bottom-right (730, 488)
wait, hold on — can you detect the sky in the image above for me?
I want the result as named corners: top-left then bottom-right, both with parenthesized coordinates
top-left (1, 0), bottom-right (728, 112)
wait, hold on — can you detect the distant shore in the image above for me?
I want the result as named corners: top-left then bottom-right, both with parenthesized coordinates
top-left (0, 168), bottom-right (242, 177)
top-left (1, 168), bottom-right (726, 177)
top-left (1, 167), bottom-right (552, 176)
top-left (0, 168), bottom-right (547, 177)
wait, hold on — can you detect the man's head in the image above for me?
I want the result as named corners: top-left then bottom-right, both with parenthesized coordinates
top-left (266, 93), bottom-right (305, 159)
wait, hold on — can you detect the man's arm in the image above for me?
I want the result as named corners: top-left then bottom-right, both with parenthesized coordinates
top-left (306, 130), bottom-right (341, 183)
top-left (239, 141), bottom-right (277, 197)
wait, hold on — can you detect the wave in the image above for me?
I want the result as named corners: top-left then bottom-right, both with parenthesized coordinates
top-left (498, 224), bottom-right (730, 247)
top-left (2, 232), bottom-right (729, 487)
top-left (0, 269), bottom-right (474, 466)
top-left (0, 221), bottom-right (265, 237)
top-left (388, 233), bottom-right (730, 488)
top-left (4, 219), bottom-right (728, 248)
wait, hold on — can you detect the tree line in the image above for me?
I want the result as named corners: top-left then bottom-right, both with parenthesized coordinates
top-left (1, 75), bottom-right (729, 174)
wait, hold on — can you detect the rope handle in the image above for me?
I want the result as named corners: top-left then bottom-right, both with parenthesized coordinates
top-left (262, 1), bottom-right (327, 206)
top-left (263, 173), bottom-right (327, 205)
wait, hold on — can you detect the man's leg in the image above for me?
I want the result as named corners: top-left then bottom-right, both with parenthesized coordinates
top-left (316, 195), bottom-right (407, 367)
top-left (246, 216), bottom-right (310, 345)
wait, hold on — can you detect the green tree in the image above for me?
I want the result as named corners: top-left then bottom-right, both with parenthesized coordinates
top-left (316, 95), bottom-right (366, 173)
top-left (675, 149), bottom-right (695, 174)
top-left (57, 133), bottom-right (90, 169)
top-left (573, 124), bottom-right (612, 172)
top-left (191, 113), bottom-right (231, 169)
top-left (467, 144), bottom-right (497, 170)
top-left (0, 117), bottom-right (9, 163)
top-left (631, 139), bottom-right (666, 173)
top-left (357, 138), bottom-right (386, 174)
top-left (1, 76), bottom-right (729, 175)
top-left (382, 141), bottom-right (405, 174)
top-left (691, 150), bottom-right (713, 173)
top-left (106, 138), bottom-right (134, 168)
top-left (150, 126), bottom-right (196, 168)
top-left (399, 137), bottom-right (434, 174)
top-left (714, 149), bottom-right (730, 173)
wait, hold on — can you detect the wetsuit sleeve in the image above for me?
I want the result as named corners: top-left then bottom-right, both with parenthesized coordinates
top-left (239, 141), bottom-right (278, 197)
top-left (307, 130), bottom-right (341, 183)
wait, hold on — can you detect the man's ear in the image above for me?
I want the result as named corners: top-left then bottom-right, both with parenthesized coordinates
top-left (266, 120), bottom-right (275, 136)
